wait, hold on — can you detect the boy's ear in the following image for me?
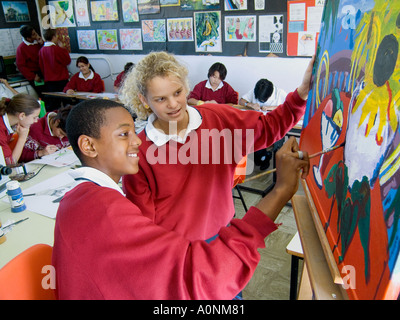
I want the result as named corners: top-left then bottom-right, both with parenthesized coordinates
top-left (78, 135), bottom-right (97, 158)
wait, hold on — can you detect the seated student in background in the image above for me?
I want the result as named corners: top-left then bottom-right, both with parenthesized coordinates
top-left (52, 98), bottom-right (310, 299)
top-left (187, 62), bottom-right (238, 106)
top-left (239, 78), bottom-right (287, 112)
top-left (239, 78), bottom-right (288, 170)
top-left (114, 62), bottom-right (134, 92)
top-left (0, 78), bottom-right (19, 99)
top-left (63, 56), bottom-right (104, 94)
top-left (0, 94), bottom-right (40, 165)
top-left (20, 104), bottom-right (72, 163)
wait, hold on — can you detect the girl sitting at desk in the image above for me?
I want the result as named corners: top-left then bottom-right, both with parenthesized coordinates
top-left (63, 56), bottom-right (104, 94)
top-left (20, 104), bottom-right (72, 162)
top-left (0, 94), bottom-right (41, 165)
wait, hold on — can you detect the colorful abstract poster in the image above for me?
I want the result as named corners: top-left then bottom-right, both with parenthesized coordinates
top-left (167, 18), bottom-right (193, 41)
top-left (224, 0), bottom-right (247, 11)
top-left (74, 0), bottom-right (90, 26)
top-left (97, 29), bottom-right (118, 50)
top-left (122, 0), bottom-right (139, 22)
top-left (142, 19), bottom-right (166, 42)
top-left (138, 0), bottom-right (160, 14)
top-left (49, 0), bottom-right (76, 27)
top-left (90, 0), bottom-right (119, 21)
top-left (2, 1), bottom-right (30, 22)
top-left (259, 14), bottom-right (284, 53)
top-left (194, 11), bottom-right (221, 52)
top-left (224, 15), bottom-right (256, 42)
top-left (300, 0), bottom-right (400, 300)
top-left (77, 29), bottom-right (97, 49)
top-left (181, 0), bottom-right (219, 11)
top-left (120, 28), bottom-right (143, 50)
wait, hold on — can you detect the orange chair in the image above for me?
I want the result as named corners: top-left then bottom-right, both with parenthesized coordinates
top-left (233, 156), bottom-right (248, 212)
top-left (0, 244), bottom-right (56, 300)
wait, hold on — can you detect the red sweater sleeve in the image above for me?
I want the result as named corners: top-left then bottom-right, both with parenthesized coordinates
top-left (92, 73), bottom-right (104, 93)
top-left (53, 183), bottom-right (277, 299)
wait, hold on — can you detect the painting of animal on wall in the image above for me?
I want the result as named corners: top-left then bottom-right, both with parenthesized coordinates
top-left (300, 0), bottom-right (400, 299)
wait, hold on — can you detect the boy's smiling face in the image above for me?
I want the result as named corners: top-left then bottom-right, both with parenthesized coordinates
top-left (87, 107), bottom-right (141, 183)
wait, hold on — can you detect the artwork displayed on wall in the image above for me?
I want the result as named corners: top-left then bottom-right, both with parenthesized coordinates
top-left (259, 14), bottom-right (283, 53)
top-left (90, 0), bottom-right (119, 21)
top-left (49, 0), bottom-right (76, 27)
top-left (77, 29), bottom-right (97, 49)
top-left (74, 0), bottom-right (90, 26)
top-left (300, 0), bottom-right (400, 300)
top-left (142, 19), bottom-right (166, 42)
top-left (2, 1), bottom-right (30, 22)
top-left (224, 15), bottom-right (256, 42)
top-left (194, 11), bottom-right (221, 52)
top-left (122, 0), bottom-right (139, 22)
top-left (160, 0), bottom-right (180, 6)
top-left (181, 0), bottom-right (219, 11)
top-left (96, 29), bottom-right (118, 49)
top-left (167, 18), bottom-right (193, 41)
top-left (224, 0), bottom-right (247, 11)
top-left (120, 28), bottom-right (143, 50)
top-left (138, 0), bottom-right (160, 14)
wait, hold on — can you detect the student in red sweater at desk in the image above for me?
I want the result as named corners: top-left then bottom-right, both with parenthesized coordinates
top-left (20, 104), bottom-right (72, 162)
top-left (63, 56), bottom-right (104, 94)
top-left (52, 98), bottom-right (309, 299)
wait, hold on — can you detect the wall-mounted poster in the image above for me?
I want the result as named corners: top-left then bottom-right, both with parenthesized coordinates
top-left (194, 11), bottom-right (221, 52)
top-left (90, 0), bottom-right (119, 21)
top-left (122, 0), bottom-right (139, 22)
top-left (181, 0), bottom-right (219, 11)
top-left (259, 15), bottom-right (284, 53)
top-left (225, 15), bottom-right (256, 42)
top-left (74, 0), bottom-right (90, 26)
top-left (167, 18), bottom-right (193, 41)
top-left (120, 28), bottom-right (143, 50)
top-left (77, 29), bottom-right (97, 49)
top-left (160, 0), bottom-right (180, 6)
top-left (49, 0), bottom-right (76, 27)
top-left (224, 0), bottom-right (247, 11)
top-left (142, 19), bottom-right (166, 42)
top-left (300, 0), bottom-right (400, 299)
top-left (2, 1), bottom-right (30, 22)
top-left (138, 0), bottom-right (160, 14)
top-left (97, 29), bottom-right (118, 49)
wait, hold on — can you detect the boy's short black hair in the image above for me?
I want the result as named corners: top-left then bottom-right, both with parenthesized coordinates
top-left (207, 62), bottom-right (227, 81)
top-left (19, 25), bottom-right (35, 39)
top-left (43, 28), bottom-right (57, 41)
top-left (254, 79), bottom-right (274, 103)
top-left (66, 99), bottom-right (128, 163)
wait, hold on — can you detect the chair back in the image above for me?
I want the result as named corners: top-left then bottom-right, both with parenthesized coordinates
top-left (233, 156), bottom-right (247, 187)
top-left (0, 244), bottom-right (56, 300)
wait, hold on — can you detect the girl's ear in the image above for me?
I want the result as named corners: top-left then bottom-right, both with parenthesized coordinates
top-left (138, 94), bottom-right (148, 108)
top-left (78, 135), bottom-right (97, 159)
top-left (18, 112), bottom-right (26, 121)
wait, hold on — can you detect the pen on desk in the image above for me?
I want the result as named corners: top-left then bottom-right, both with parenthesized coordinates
top-left (1, 217), bottom-right (29, 229)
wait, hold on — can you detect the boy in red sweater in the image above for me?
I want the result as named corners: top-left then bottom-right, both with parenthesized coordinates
top-left (52, 98), bottom-right (309, 299)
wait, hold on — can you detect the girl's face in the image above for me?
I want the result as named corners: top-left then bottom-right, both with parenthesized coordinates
top-left (209, 71), bottom-right (222, 89)
top-left (77, 62), bottom-right (91, 76)
top-left (140, 75), bottom-right (189, 133)
top-left (19, 108), bottom-right (40, 128)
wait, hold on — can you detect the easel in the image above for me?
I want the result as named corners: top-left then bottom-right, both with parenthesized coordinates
top-left (291, 179), bottom-right (348, 300)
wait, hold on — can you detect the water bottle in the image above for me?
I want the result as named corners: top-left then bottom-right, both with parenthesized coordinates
top-left (6, 181), bottom-right (26, 213)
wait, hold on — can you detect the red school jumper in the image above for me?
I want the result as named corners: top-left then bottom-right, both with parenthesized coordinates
top-left (63, 72), bottom-right (104, 93)
top-left (38, 44), bottom-right (71, 82)
top-left (188, 80), bottom-right (239, 104)
top-left (16, 42), bottom-right (43, 81)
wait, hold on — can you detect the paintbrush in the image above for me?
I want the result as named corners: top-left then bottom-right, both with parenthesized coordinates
top-left (243, 142), bottom-right (345, 183)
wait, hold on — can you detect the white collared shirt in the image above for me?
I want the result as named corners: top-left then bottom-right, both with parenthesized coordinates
top-left (2, 114), bottom-right (14, 134)
top-left (22, 38), bottom-right (38, 46)
top-left (68, 167), bottom-right (125, 196)
top-left (43, 41), bottom-right (56, 47)
top-left (145, 106), bottom-right (202, 147)
top-left (79, 70), bottom-right (94, 81)
top-left (205, 79), bottom-right (224, 92)
top-left (46, 112), bottom-right (57, 137)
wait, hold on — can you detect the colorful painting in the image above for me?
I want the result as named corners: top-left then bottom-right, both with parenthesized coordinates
top-left (181, 0), bottom-right (219, 11)
top-left (2, 1), bottom-right (30, 22)
top-left (96, 29), bottom-right (118, 50)
top-left (122, 0), bottom-right (139, 22)
top-left (74, 0), bottom-right (90, 26)
top-left (224, 15), bottom-right (255, 42)
top-left (300, 0), bottom-right (400, 299)
top-left (120, 28), bottom-right (143, 50)
top-left (90, 0), bottom-right (118, 21)
top-left (49, 0), bottom-right (76, 27)
top-left (160, 0), bottom-right (180, 6)
top-left (77, 30), bottom-right (97, 49)
top-left (167, 18), bottom-right (193, 41)
top-left (142, 19), bottom-right (166, 42)
top-left (224, 0), bottom-right (247, 11)
top-left (138, 0), bottom-right (160, 14)
top-left (194, 11), bottom-right (222, 52)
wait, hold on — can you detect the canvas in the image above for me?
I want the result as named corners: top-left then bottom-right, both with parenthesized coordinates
top-left (300, 0), bottom-right (400, 300)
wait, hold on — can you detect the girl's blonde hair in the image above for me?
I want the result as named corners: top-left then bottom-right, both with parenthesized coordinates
top-left (0, 93), bottom-right (40, 116)
top-left (119, 51), bottom-right (189, 120)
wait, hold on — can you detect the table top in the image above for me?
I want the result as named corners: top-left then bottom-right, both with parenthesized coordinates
top-left (42, 91), bottom-right (119, 101)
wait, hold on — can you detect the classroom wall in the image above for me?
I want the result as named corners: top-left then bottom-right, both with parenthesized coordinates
top-left (68, 53), bottom-right (311, 97)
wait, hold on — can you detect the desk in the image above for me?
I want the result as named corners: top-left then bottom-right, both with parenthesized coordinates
top-left (42, 91), bottom-right (119, 102)
top-left (0, 164), bottom-right (69, 269)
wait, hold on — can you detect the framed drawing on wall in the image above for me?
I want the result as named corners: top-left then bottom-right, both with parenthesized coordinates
top-left (300, 0), bottom-right (400, 300)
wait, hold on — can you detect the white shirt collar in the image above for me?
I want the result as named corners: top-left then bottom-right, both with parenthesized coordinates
top-left (3, 114), bottom-right (14, 134)
top-left (43, 41), bottom-right (56, 47)
top-left (22, 38), bottom-right (38, 46)
top-left (79, 70), bottom-right (94, 81)
top-left (68, 167), bottom-right (125, 196)
top-left (205, 79), bottom-right (224, 92)
top-left (145, 106), bottom-right (202, 147)
top-left (47, 112), bottom-right (57, 137)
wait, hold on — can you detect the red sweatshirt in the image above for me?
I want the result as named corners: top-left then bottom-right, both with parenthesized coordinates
top-left (53, 180), bottom-right (277, 299)
top-left (188, 80), bottom-right (238, 104)
top-left (39, 43), bottom-right (71, 82)
top-left (122, 90), bottom-right (306, 241)
top-left (16, 42), bottom-right (43, 81)
top-left (63, 72), bottom-right (104, 93)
